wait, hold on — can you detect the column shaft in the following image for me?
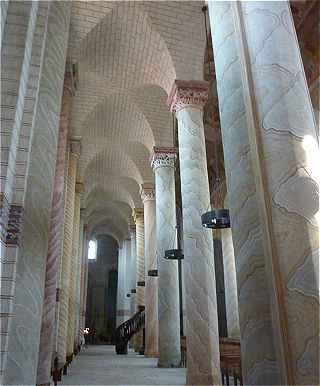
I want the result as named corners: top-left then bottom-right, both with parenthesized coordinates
top-left (3, 3), bottom-right (71, 384)
top-left (36, 73), bottom-right (74, 385)
top-left (57, 141), bottom-right (80, 369)
top-left (133, 209), bottom-right (144, 351)
top-left (152, 148), bottom-right (181, 367)
top-left (209, 2), bottom-right (319, 384)
top-left (66, 183), bottom-right (82, 358)
top-left (141, 186), bottom-right (158, 358)
top-left (168, 81), bottom-right (221, 385)
top-left (221, 228), bottom-right (240, 338)
top-left (129, 226), bottom-right (137, 318)
top-left (116, 246), bottom-right (126, 326)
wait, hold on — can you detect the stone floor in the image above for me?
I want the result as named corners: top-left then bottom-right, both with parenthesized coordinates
top-left (61, 345), bottom-right (186, 385)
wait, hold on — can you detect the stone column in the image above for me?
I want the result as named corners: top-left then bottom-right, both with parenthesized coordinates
top-left (168, 81), bottom-right (221, 385)
top-left (57, 139), bottom-right (81, 371)
top-left (151, 148), bottom-right (181, 368)
top-left (66, 182), bottom-right (82, 359)
top-left (129, 224), bottom-right (137, 318)
top-left (79, 223), bottom-right (89, 345)
top-left (36, 73), bottom-right (74, 386)
top-left (116, 244), bottom-right (125, 326)
top-left (133, 208), bottom-right (144, 352)
top-left (1, 2), bottom-right (40, 377)
top-left (140, 184), bottom-right (158, 358)
top-left (209, 2), bottom-right (319, 385)
top-left (221, 227), bottom-right (240, 338)
top-left (74, 212), bottom-right (84, 351)
top-left (3, 3), bottom-right (71, 385)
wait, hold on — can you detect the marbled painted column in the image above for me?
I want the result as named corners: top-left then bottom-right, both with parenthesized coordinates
top-left (56, 139), bottom-right (81, 370)
top-left (36, 72), bottom-right (74, 386)
top-left (209, 2), bottom-right (319, 384)
top-left (74, 214), bottom-right (84, 350)
top-left (208, 2), bottom-right (281, 383)
top-left (79, 223), bottom-right (88, 346)
top-left (151, 148), bottom-right (181, 368)
top-left (141, 184), bottom-right (158, 358)
top-left (66, 182), bottom-right (82, 359)
top-left (0, 3), bottom-right (40, 374)
top-left (3, 3), bottom-right (71, 384)
top-left (221, 227), bottom-right (240, 338)
top-left (81, 227), bottom-right (89, 335)
top-left (133, 208), bottom-right (144, 352)
top-left (129, 224), bottom-right (137, 318)
top-left (116, 244), bottom-right (125, 326)
top-left (168, 81), bottom-right (221, 385)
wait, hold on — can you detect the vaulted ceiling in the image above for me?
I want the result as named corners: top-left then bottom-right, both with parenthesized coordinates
top-left (68, 1), bottom-right (206, 242)
top-left (69, 0), bottom-right (319, 243)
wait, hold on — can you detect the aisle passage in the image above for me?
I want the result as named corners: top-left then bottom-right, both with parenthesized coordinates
top-left (61, 345), bottom-right (186, 385)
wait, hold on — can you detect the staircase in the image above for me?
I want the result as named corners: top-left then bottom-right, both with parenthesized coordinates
top-left (114, 308), bottom-right (145, 355)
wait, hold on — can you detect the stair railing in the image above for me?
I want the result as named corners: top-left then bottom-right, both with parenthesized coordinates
top-left (114, 308), bottom-right (145, 355)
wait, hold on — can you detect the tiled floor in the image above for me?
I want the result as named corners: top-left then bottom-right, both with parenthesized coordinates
top-left (61, 345), bottom-right (186, 385)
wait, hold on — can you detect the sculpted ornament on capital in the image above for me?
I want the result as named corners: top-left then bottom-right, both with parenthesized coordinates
top-left (69, 137), bottom-right (82, 158)
top-left (140, 183), bottom-right (155, 203)
top-left (129, 224), bottom-right (136, 238)
top-left (132, 208), bottom-right (144, 224)
top-left (167, 80), bottom-right (209, 113)
top-left (151, 147), bottom-right (177, 171)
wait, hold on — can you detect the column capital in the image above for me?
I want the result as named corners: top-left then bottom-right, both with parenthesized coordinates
top-left (140, 183), bottom-right (155, 203)
top-left (132, 208), bottom-right (144, 223)
top-left (75, 181), bottom-right (84, 194)
top-left (129, 224), bottom-right (136, 237)
top-left (69, 137), bottom-right (82, 157)
top-left (151, 147), bottom-right (177, 171)
top-left (167, 80), bottom-right (209, 113)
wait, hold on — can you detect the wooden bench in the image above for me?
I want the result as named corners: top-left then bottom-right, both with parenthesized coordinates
top-left (180, 336), bottom-right (243, 386)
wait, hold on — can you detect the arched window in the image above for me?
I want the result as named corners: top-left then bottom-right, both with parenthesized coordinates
top-left (88, 239), bottom-right (97, 261)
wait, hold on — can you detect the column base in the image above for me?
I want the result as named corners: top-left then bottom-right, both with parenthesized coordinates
top-left (144, 351), bottom-right (159, 358)
top-left (63, 363), bottom-right (68, 375)
top-left (157, 360), bottom-right (181, 368)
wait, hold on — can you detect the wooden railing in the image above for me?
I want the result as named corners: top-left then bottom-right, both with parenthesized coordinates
top-left (181, 336), bottom-right (243, 386)
top-left (114, 308), bottom-right (145, 355)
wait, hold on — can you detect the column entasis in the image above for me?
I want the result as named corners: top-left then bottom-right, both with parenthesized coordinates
top-left (151, 148), bottom-right (181, 368)
top-left (56, 138), bottom-right (81, 373)
top-left (132, 208), bottom-right (145, 353)
top-left (209, 2), bottom-right (319, 384)
top-left (129, 224), bottom-right (137, 318)
top-left (116, 243), bottom-right (125, 326)
top-left (168, 82), bottom-right (221, 385)
top-left (140, 184), bottom-right (158, 358)
top-left (36, 72), bottom-right (74, 386)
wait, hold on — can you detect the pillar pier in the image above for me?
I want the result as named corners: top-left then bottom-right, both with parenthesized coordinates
top-left (129, 224), bottom-right (137, 318)
top-left (57, 138), bottom-right (81, 370)
top-left (116, 244), bottom-right (125, 326)
top-left (168, 81), bottom-right (221, 385)
top-left (3, 3), bottom-right (71, 384)
top-left (133, 208), bottom-right (145, 352)
top-left (221, 227), bottom-right (240, 338)
top-left (79, 223), bottom-right (89, 346)
top-left (140, 184), bottom-right (158, 358)
top-left (151, 148), bottom-right (181, 367)
top-left (36, 72), bottom-right (74, 385)
top-left (209, 2), bottom-right (319, 384)
top-left (66, 181), bottom-right (83, 359)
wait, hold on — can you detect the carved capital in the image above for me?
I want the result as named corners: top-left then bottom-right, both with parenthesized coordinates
top-left (151, 147), bottom-right (177, 171)
top-left (167, 80), bottom-right (209, 113)
top-left (129, 224), bottom-right (136, 237)
top-left (132, 208), bottom-right (144, 223)
top-left (75, 182), bottom-right (84, 194)
top-left (140, 183), bottom-right (155, 203)
top-left (69, 137), bottom-right (82, 158)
